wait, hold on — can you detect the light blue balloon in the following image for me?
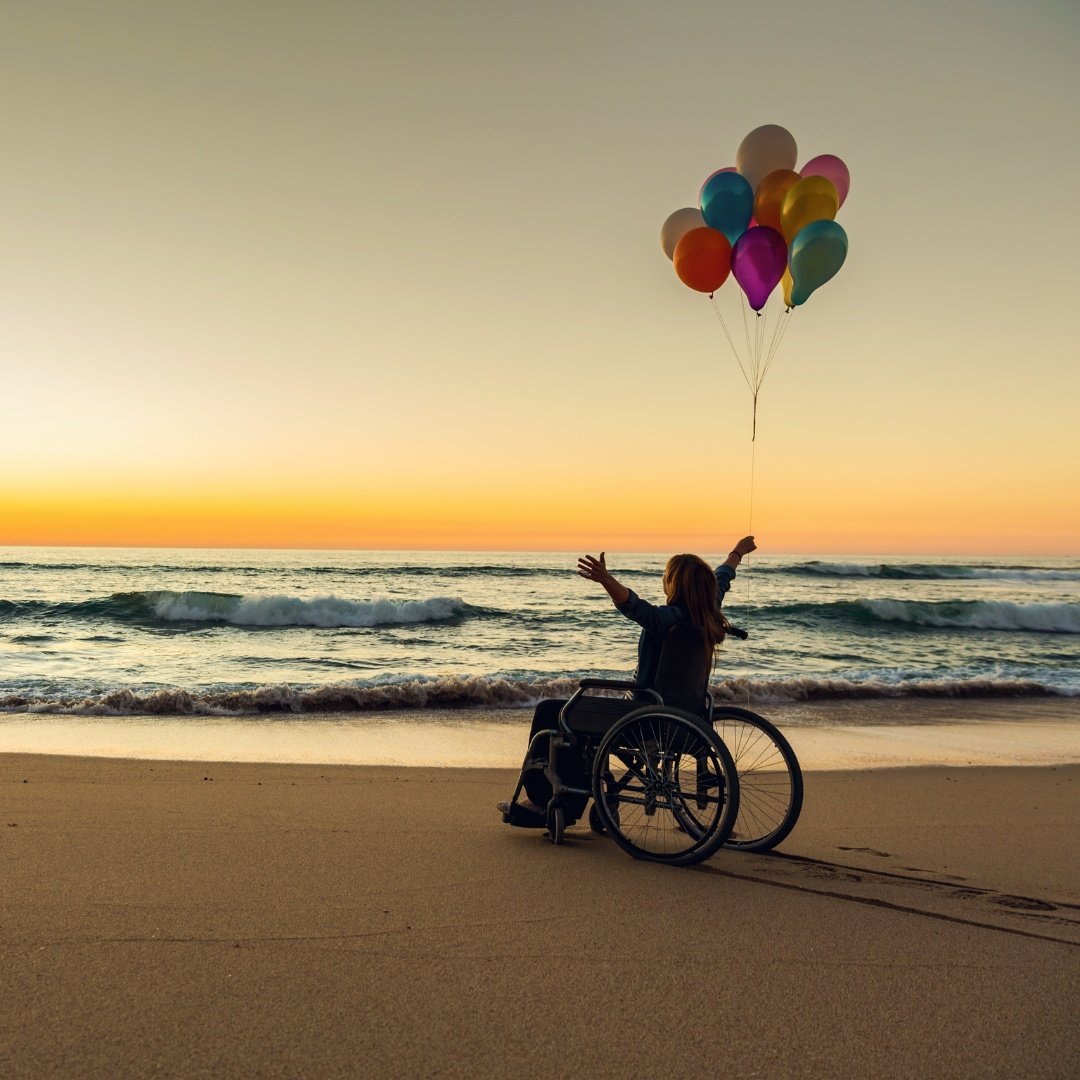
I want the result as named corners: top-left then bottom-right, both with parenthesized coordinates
top-left (789, 220), bottom-right (848, 306)
top-left (700, 172), bottom-right (753, 246)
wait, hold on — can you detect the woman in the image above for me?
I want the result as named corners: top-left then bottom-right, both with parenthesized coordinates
top-left (498, 536), bottom-right (756, 825)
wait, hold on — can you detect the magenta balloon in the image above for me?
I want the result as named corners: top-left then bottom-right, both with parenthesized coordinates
top-left (800, 154), bottom-right (851, 207)
top-left (731, 226), bottom-right (788, 311)
top-left (699, 166), bottom-right (737, 203)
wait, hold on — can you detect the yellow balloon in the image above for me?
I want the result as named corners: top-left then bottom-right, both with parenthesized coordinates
top-left (780, 176), bottom-right (839, 243)
top-left (754, 169), bottom-right (800, 233)
top-left (781, 267), bottom-right (794, 308)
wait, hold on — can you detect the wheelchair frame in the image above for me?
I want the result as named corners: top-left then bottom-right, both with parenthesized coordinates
top-left (504, 677), bottom-right (742, 865)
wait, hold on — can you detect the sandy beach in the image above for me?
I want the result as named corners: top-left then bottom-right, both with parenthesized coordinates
top-left (3, 744), bottom-right (1078, 1078)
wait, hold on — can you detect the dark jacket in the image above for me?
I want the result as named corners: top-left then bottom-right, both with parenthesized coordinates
top-left (615, 564), bottom-right (736, 688)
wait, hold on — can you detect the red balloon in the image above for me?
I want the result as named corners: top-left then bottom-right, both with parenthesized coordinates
top-left (673, 227), bottom-right (732, 294)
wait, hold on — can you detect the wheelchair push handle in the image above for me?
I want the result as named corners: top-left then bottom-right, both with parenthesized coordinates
top-left (726, 624), bottom-right (749, 640)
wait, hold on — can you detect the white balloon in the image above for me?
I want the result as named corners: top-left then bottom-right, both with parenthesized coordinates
top-left (660, 207), bottom-right (706, 261)
top-left (736, 125), bottom-right (798, 193)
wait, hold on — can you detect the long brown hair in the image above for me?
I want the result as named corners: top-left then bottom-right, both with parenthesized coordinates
top-left (662, 554), bottom-right (729, 657)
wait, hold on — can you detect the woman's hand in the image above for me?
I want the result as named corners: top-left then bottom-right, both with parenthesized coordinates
top-left (577, 552), bottom-right (630, 606)
top-left (577, 552), bottom-right (610, 583)
top-left (723, 536), bottom-right (756, 572)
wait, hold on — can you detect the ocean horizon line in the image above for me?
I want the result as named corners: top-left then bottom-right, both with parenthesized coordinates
top-left (2, 543), bottom-right (1077, 559)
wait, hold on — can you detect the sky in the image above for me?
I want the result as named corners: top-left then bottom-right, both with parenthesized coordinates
top-left (2, 1), bottom-right (1078, 554)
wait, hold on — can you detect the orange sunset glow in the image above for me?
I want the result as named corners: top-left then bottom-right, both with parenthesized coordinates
top-left (2, 4), bottom-right (1077, 556)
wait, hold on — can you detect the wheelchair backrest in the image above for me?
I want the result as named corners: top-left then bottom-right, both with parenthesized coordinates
top-left (652, 623), bottom-right (711, 716)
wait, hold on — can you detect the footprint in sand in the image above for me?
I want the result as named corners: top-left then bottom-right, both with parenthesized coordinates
top-left (903, 867), bottom-right (968, 881)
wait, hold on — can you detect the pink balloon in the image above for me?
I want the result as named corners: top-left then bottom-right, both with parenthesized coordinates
top-left (699, 166), bottom-right (737, 203)
top-left (731, 226), bottom-right (788, 311)
top-left (799, 155), bottom-right (850, 207)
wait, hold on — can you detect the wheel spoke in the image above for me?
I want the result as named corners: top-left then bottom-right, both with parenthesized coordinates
top-left (595, 710), bottom-right (737, 864)
top-left (714, 711), bottom-right (803, 852)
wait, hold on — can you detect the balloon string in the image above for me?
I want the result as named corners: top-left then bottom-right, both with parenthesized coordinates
top-left (765, 298), bottom-right (786, 358)
top-left (710, 295), bottom-right (754, 396)
top-left (760, 306), bottom-right (793, 385)
top-left (739, 293), bottom-right (755, 383)
top-left (744, 430), bottom-right (756, 709)
top-left (755, 305), bottom-right (767, 384)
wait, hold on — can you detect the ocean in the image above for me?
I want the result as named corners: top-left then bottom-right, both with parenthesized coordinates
top-left (1, 547), bottom-right (1077, 719)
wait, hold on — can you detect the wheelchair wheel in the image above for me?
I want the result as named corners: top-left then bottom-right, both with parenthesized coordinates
top-left (587, 802), bottom-right (607, 836)
top-left (712, 706), bottom-right (803, 853)
top-left (546, 803), bottom-right (566, 846)
top-left (591, 707), bottom-right (739, 866)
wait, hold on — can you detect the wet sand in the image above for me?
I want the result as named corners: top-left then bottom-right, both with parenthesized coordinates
top-left (2, 752), bottom-right (1078, 1079)
top-left (2, 695), bottom-right (1079, 770)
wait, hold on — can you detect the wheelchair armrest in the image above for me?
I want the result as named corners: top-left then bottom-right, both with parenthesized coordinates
top-left (577, 678), bottom-right (639, 692)
top-left (558, 681), bottom-right (661, 734)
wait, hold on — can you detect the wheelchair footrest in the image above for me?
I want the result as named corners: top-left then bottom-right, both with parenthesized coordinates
top-left (500, 802), bottom-right (547, 829)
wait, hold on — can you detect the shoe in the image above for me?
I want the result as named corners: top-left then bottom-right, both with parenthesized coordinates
top-left (497, 800), bottom-right (547, 828)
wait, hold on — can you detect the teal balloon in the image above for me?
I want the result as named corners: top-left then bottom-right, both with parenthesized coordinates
top-left (789, 219), bottom-right (848, 306)
top-left (700, 171), bottom-right (753, 246)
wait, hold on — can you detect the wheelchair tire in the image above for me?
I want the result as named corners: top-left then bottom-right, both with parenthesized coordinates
top-left (591, 707), bottom-right (739, 866)
top-left (712, 706), bottom-right (803, 853)
top-left (546, 803), bottom-right (566, 846)
top-left (587, 802), bottom-right (607, 836)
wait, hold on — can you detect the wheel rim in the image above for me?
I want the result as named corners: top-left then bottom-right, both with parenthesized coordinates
top-left (596, 713), bottom-right (730, 861)
top-left (713, 712), bottom-right (800, 850)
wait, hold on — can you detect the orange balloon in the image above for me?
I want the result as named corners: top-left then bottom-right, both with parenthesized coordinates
top-left (673, 227), bottom-right (732, 294)
top-left (753, 169), bottom-right (801, 233)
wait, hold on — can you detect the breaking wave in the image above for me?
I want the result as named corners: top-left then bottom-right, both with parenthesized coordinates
top-left (730, 598), bottom-right (1080, 634)
top-left (0, 591), bottom-right (485, 629)
top-left (0, 676), bottom-right (584, 715)
top-left (0, 674), bottom-right (1063, 716)
top-left (710, 675), bottom-right (1059, 705)
top-left (857, 599), bottom-right (1080, 634)
top-left (785, 561), bottom-right (1080, 582)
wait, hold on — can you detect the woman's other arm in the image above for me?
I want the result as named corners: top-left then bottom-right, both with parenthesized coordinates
top-left (578, 552), bottom-right (677, 636)
top-left (577, 552), bottom-right (629, 606)
top-left (717, 536), bottom-right (757, 600)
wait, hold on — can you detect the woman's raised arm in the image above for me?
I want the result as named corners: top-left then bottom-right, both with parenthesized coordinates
top-left (577, 552), bottom-right (630, 607)
top-left (722, 535), bottom-right (756, 572)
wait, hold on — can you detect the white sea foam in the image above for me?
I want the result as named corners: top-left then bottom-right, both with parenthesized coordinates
top-left (0, 673), bottom-right (1064, 716)
top-left (711, 675), bottom-right (1058, 704)
top-left (148, 592), bottom-right (471, 628)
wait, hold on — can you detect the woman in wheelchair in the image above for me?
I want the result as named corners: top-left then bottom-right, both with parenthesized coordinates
top-left (497, 536), bottom-right (756, 830)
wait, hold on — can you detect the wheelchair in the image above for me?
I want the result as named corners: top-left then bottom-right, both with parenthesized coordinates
top-left (502, 623), bottom-right (803, 864)
top-left (502, 624), bottom-right (740, 865)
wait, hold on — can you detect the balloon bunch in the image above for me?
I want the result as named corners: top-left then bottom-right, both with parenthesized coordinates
top-left (661, 124), bottom-right (849, 308)
top-left (660, 124), bottom-right (850, 439)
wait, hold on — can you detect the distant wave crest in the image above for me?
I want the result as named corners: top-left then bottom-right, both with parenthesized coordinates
top-left (0, 591), bottom-right (483, 629)
top-left (858, 599), bottom-right (1080, 634)
top-left (146, 591), bottom-right (475, 628)
top-left (787, 560), bottom-right (1080, 582)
